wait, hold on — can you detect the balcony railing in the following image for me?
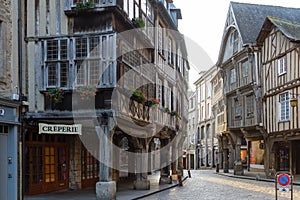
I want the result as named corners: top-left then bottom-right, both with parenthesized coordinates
top-left (64, 0), bottom-right (116, 11)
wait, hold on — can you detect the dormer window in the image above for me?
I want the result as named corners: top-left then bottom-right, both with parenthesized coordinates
top-left (231, 30), bottom-right (239, 53)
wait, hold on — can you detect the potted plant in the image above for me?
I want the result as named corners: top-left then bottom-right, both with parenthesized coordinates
top-left (76, 0), bottom-right (95, 9)
top-left (76, 85), bottom-right (97, 101)
top-left (45, 88), bottom-right (64, 109)
top-left (132, 18), bottom-right (145, 28)
top-left (145, 98), bottom-right (160, 107)
top-left (131, 89), bottom-right (147, 104)
top-left (171, 110), bottom-right (179, 117)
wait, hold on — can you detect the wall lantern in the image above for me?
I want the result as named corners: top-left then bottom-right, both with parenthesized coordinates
top-left (290, 95), bottom-right (298, 107)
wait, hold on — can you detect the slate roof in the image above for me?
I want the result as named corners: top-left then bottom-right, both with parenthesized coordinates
top-left (231, 1), bottom-right (300, 44)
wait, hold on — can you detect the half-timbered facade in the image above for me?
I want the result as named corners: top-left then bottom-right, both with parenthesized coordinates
top-left (23, 0), bottom-right (188, 198)
top-left (257, 16), bottom-right (300, 176)
top-left (217, 2), bottom-right (300, 176)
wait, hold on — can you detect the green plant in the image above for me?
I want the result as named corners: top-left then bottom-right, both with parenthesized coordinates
top-left (164, 107), bottom-right (171, 114)
top-left (145, 98), bottom-right (160, 107)
top-left (76, 1), bottom-right (95, 9)
top-left (134, 18), bottom-right (145, 28)
top-left (46, 88), bottom-right (64, 104)
top-left (76, 85), bottom-right (97, 101)
top-left (171, 110), bottom-right (179, 117)
top-left (131, 89), bottom-right (147, 103)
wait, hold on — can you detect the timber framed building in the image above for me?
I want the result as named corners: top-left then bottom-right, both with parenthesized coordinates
top-left (22, 0), bottom-right (189, 198)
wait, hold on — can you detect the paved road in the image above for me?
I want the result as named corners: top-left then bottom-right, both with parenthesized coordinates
top-left (141, 170), bottom-right (300, 200)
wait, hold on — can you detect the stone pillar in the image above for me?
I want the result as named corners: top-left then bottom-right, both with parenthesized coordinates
top-left (171, 144), bottom-right (178, 181)
top-left (133, 148), bottom-right (150, 190)
top-left (223, 148), bottom-right (229, 173)
top-left (233, 136), bottom-right (244, 175)
top-left (177, 148), bottom-right (184, 177)
top-left (95, 125), bottom-right (116, 200)
top-left (128, 151), bottom-right (135, 179)
top-left (159, 139), bottom-right (172, 184)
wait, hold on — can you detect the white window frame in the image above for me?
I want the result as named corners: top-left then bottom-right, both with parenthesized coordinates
top-left (278, 56), bottom-right (287, 76)
top-left (279, 92), bottom-right (290, 121)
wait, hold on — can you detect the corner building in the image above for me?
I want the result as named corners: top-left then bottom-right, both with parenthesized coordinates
top-left (23, 0), bottom-right (189, 198)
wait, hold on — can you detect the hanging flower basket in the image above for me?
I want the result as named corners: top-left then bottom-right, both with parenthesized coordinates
top-left (76, 85), bottom-right (97, 101)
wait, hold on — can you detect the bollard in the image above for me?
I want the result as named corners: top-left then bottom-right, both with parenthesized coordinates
top-left (178, 175), bottom-right (183, 186)
top-left (216, 164), bottom-right (219, 173)
top-left (188, 170), bottom-right (191, 178)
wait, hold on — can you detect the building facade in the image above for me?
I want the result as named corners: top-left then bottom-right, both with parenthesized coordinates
top-left (22, 0), bottom-right (189, 198)
top-left (217, 2), bottom-right (300, 176)
top-left (185, 90), bottom-right (197, 170)
top-left (0, 1), bottom-right (22, 200)
top-left (194, 66), bottom-right (218, 169)
top-left (257, 16), bottom-right (300, 176)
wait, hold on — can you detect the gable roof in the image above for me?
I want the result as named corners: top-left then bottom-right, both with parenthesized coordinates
top-left (257, 16), bottom-right (300, 42)
top-left (231, 1), bottom-right (300, 44)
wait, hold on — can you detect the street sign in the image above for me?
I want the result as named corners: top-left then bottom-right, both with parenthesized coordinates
top-left (278, 174), bottom-right (291, 187)
top-left (275, 172), bottom-right (293, 200)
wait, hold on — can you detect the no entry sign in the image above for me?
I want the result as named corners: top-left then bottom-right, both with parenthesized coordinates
top-left (277, 174), bottom-right (291, 186)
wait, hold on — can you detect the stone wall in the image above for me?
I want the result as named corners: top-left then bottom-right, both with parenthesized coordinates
top-left (0, 0), bottom-right (13, 98)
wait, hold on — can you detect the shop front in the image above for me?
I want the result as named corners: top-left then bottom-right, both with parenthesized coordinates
top-left (24, 122), bottom-right (99, 195)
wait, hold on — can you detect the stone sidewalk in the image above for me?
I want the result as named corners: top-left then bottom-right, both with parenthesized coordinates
top-left (24, 171), bottom-right (187, 200)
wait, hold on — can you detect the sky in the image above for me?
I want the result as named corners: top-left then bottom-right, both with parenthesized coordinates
top-left (173, 0), bottom-right (300, 90)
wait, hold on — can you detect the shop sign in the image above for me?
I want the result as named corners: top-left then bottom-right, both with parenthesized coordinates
top-left (39, 123), bottom-right (82, 135)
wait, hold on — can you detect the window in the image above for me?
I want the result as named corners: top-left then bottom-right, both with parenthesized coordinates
top-left (278, 56), bottom-right (287, 75)
top-left (234, 98), bottom-right (241, 117)
top-left (44, 39), bottom-right (70, 88)
top-left (246, 95), bottom-right (254, 116)
top-left (157, 79), bottom-right (162, 106)
top-left (231, 30), bottom-right (239, 53)
top-left (75, 37), bottom-right (101, 86)
top-left (158, 25), bottom-right (163, 55)
top-left (201, 84), bottom-right (205, 101)
top-left (279, 92), bottom-right (290, 121)
top-left (241, 60), bottom-right (248, 77)
top-left (167, 37), bottom-right (173, 64)
top-left (230, 68), bottom-right (236, 83)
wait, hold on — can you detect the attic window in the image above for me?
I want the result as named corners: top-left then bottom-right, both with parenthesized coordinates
top-left (232, 30), bottom-right (239, 53)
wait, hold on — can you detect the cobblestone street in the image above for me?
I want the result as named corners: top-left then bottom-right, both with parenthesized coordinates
top-left (141, 170), bottom-right (300, 200)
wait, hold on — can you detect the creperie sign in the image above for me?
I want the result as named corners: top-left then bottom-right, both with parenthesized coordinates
top-left (39, 123), bottom-right (82, 135)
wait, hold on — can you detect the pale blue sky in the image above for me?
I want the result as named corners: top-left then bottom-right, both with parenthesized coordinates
top-left (174, 0), bottom-right (300, 89)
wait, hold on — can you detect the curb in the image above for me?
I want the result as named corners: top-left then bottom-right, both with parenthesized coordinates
top-left (216, 172), bottom-right (300, 186)
top-left (132, 176), bottom-right (189, 200)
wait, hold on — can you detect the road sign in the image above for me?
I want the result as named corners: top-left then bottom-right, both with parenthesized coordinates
top-left (275, 172), bottom-right (293, 200)
top-left (278, 174), bottom-right (291, 186)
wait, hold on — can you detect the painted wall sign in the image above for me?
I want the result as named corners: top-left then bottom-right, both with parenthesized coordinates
top-left (39, 123), bottom-right (82, 135)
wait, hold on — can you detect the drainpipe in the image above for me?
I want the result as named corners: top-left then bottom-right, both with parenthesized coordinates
top-left (17, 0), bottom-right (24, 199)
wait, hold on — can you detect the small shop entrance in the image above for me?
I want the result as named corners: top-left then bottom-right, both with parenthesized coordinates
top-left (25, 132), bottom-right (69, 195)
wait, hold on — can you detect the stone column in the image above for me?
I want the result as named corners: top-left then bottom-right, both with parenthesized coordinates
top-left (223, 148), bottom-right (229, 173)
top-left (233, 136), bottom-right (244, 175)
top-left (95, 125), bottom-right (116, 200)
top-left (171, 144), bottom-right (178, 181)
top-left (133, 148), bottom-right (150, 190)
top-left (159, 139), bottom-right (172, 184)
top-left (177, 147), bottom-right (184, 177)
